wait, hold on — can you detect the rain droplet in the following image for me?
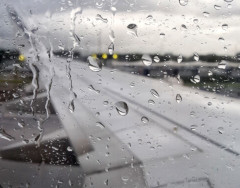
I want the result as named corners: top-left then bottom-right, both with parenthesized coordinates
top-left (214, 5), bottom-right (221, 10)
top-left (108, 42), bottom-right (114, 55)
top-left (17, 121), bottom-right (25, 128)
top-left (177, 55), bottom-right (183, 63)
top-left (127, 24), bottom-right (137, 29)
top-left (193, 19), bottom-right (199, 24)
top-left (181, 24), bottom-right (187, 30)
top-left (222, 24), bottom-right (228, 30)
top-left (193, 53), bottom-right (199, 61)
top-left (68, 100), bottom-right (75, 113)
top-left (96, 14), bottom-right (108, 23)
top-left (176, 94), bottom-right (182, 103)
top-left (96, 122), bottom-right (105, 129)
top-left (88, 56), bottom-right (102, 72)
top-left (218, 127), bottom-right (224, 134)
top-left (121, 176), bottom-right (129, 183)
top-left (111, 6), bottom-right (117, 12)
top-left (95, 0), bottom-right (105, 8)
top-left (224, 0), bottom-right (233, 2)
top-left (191, 75), bottom-right (200, 83)
top-left (153, 56), bottom-right (160, 63)
top-left (146, 15), bottom-right (153, 20)
top-left (141, 116), bottom-right (149, 124)
top-left (218, 37), bottom-right (225, 42)
top-left (34, 134), bottom-right (41, 142)
top-left (67, 146), bottom-right (73, 152)
top-left (203, 12), bottom-right (210, 17)
top-left (208, 102), bottom-right (212, 106)
top-left (179, 0), bottom-right (188, 6)
top-left (148, 99), bottom-right (155, 105)
top-left (104, 179), bottom-right (109, 186)
top-left (103, 101), bottom-right (109, 106)
top-left (208, 70), bottom-right (213, 76)
top-left (115, 101), bottom-right (129, 116)
top-left (0, 129), bottom-right (15, 141)
top-left (88, 85), bottom-right (100, 94)
top-left (190, 111), bottom-right (196, 117)
top-left (218, 61), bottom-right (227, 69)
top-left (12, 93), bottom-right (19, 98)
top-left (130, 82), bottom-right (135, 87)
top-left (160, 33), bottom-right (165, 38)
top-left (150, 89), bottom-right (159, 98)
top-left (190, 124), bottom-right (198, 131)
top-left (142, 54), bottom-right (152, 66)
top-left (127, 23), bottom-right (138, 36)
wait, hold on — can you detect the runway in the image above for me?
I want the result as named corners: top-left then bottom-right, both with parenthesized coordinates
top-left (1, 57), bottom-right (239, 187)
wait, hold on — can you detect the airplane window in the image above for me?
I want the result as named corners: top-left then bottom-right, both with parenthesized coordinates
top-left (0, 0), bottom-right (240, 187)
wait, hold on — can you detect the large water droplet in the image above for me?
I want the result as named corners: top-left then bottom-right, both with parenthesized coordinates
top-left (142, 54), bottom-right (152, 66)
top-left (176, 94), bottom-right (182, 103)
top-left (179, 0), bottom-right (188, 6)
top-left (177, 55), bottom-right (183, 63)
top-left (150, 89), bottom-right (159, 98)
top-left (141, 116), bottom-right (149, 124)
top-left (115, 101), bottom-right (129, 116)
top-left (88, 56), bottom-right (102, 72)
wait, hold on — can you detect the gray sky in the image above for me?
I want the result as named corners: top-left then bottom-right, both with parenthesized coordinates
top-left (1, 0), bottom-right (240, 56)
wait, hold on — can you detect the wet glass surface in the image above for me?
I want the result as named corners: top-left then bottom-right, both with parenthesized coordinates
top-left (0, 0), bottom-right (240, 187)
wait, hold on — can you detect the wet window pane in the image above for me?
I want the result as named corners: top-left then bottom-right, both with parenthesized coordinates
top-left (0, 0), bottom-right (240, 187)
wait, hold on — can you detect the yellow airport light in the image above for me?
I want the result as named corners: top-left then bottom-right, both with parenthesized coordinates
top-left (18, 54), bottom-right (25, 62)
top-left (102, 53), bottom-right (108, 59)
top-left (113, 53), bottom-right (118, 60)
